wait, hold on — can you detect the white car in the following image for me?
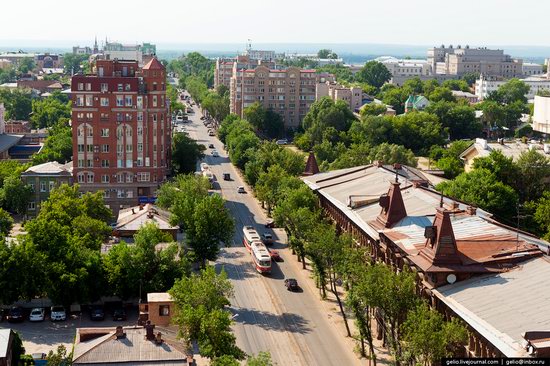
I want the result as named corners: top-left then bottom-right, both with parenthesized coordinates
top-left (176, 115), bottom-right (183, 123)
top-left (50, 306), bottom-right (67, 321)
top-left (275, 139), bottom-right (288, 145)
top-left (29, 308), bottom-right (45, 322)
top-left (200, 163), bottom-right (209, 171)
top-left (211, 150), bottom-right (219, 157)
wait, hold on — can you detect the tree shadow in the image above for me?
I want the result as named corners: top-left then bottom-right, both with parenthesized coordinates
top-left (214, 260), bottom-right (256, 281)
top-left (230, 307), bottom-right (312, 334)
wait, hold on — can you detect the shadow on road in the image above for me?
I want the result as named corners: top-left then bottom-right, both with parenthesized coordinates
top-left (231, 308), bottom-right (312, 334)
top-left (215, 260), bottom-right (256, 281)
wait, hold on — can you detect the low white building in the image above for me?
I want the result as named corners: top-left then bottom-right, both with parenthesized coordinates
top-left (522, 62), bottom-right (544, 76)
top-left (475, 75), bottom-right (550, 100)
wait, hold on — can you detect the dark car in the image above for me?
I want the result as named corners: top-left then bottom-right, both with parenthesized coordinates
top-left (113, 308), bottom-right (127, 321)
top-left (265, 219), bottom-right (275, 228)
top-left (284, 278), bottom-right (299, 291)
top-left (208, 143), bottom-right (215, 149)
top-left (90, 306), bottom-right (105, 321)
top-left (7, 306), bottom-right (24, 323)
top-left (223, 173), bottom-right (231, 181)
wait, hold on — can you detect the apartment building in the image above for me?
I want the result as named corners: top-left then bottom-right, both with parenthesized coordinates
top-left (71, 58), bottom-right (171, 215)
top-left (475, 74), bottom-right (550, 100)
top-left (103, 41), bottom-right (157, 66)
top-left (316, 82), bottom-right (363, 112)
top-left (427, 45), bottom-right (522, 78)
top-left (214, 55), bottom-right (276, 89)
top-left (522, 62), bottom-right (544, 76)
top-left (230, 66), bottom-right (329, 128)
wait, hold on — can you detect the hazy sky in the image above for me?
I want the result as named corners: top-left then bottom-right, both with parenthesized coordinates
top-left (0, 0), bottom-right (548, 47)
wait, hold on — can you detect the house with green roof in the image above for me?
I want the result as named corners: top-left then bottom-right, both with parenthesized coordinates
top-left (405, 95), bottom-right (430, 113)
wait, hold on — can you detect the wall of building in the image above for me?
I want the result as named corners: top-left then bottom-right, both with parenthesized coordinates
top-left (533, 95), bottom-right (550, 134)
top-left (147, 301), bottom-right (174, 326)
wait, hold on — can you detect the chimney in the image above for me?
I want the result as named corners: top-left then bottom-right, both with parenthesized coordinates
top-left (115, 326), bottom-right (125, 339)
top-left (144, 320), bottom-right (155, 340)
top-left (375, 182), bottom-right (407, 228)
top-left (303, 152), bottom-right (320, 176)
top-left (374, 160), bottom-right (384, 167)
top-left (155, 332), bottom-right (163, 345)
top-left (139, 204), bottom-right (144, 211)
top-left (418, 208), bottom-right (462, 266)
top-left (132, 208), bottom-right (135, 214)
top-left (466, 206), bottom-right (477, 215)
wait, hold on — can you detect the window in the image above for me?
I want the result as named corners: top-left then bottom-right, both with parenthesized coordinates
top-left (102, 175), bottom-right (109, 183)
top-left (137, 143), bottom-right (143, 152)
top-left (77, 173), bottom-right (85, 183)
top-left (125, 96), bottom-right (132, 106)
top-left (126, 174), bottom-right (133, 182)
top-left (152, 96), bottom-right (158, 107)
top-left (126, 128), bottom-right (132, 137)
top-left (137, 113), bottom-right (143, 122)
top-left (40, 181), bottom-right (46, 192)
top-left (137, 158), bottom-right (143, 167)
top-left (116, 95), bottom-right (124, 107)
top-left (28, 201), bottom-right (36, 211)
top-left (137, 172), bottom-right (150, 182)
top-left (100, 83), bottom-right (108, 92)
top-left (137, 96), bottom-right (143, 109)
top-left (117, 173), bottom-right (124, 183)
top-left (126, 160), bottom-right (133, 168)
top-left (101, 159), bottom-right (109, 168)
top-left (125, 83), bottom-right (131, 91)
top-left (159, 305), bottom-right (170, 316)
top-left (87, 145), bottom-right (93, 153)
top-left (117, 84), bottom-right (123, 92)
top-left (86, 83), bottom-right (92, 91)
top-left (77, 83), bottom-right (84, 91)
top-left (100, 97), bottom-right (109, 107)
top-left (101, 113), bottom-right (109, 121)
top-left (85, 95), bottom-right (93, 106)
top-left (49, 181), bottom-right (54, 192)
top-left (86, 113), bottom-right (93, 121)
top-left (101, 128), bottom-right (109, 137)
top-left (29, 182), bottom-right (34, 191)
top-left (78, 159), bottom-right (85, 168)
top-left (103, 190), bottom-right (110, 198)
top-left (125, 113), bottom-right (132, 121)
top-left (76, 95), bottom-right (84, 106)
top-left (87, 159), bottom-right (93, 167)
top-left (117, 113), bottom-right (123, 122)
top-left (152, 113), bottom-right (157, 123)
top-left (126, 190), bottom-right (133, 198)
top-left (117, 189), bottom-right (125, 198)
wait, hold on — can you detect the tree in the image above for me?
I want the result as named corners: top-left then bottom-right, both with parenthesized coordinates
top-left (402, 302), bottom-right (467, 365)
top-left (403, 77), bottom-right (424, 95)
top-left (515, 149), bottom-right (550, 201)
top-left (368, 143), bottom-right (418, 167)
top-left (317, 49), bottom-right (337, 59)
top-left (172, 132), bottom-right (206, 174)
top-left (426, 101), bottom-right (481, 140)
top-left (187, 194), bottom-right (234, 267)
top-left (356, 61), bottom-right (392, 88)
top-left (442, 79), bottom-right (470, 92)
top-left (462, 72), bottom-right (480, 86)
top-left (247, 352), bottom-right (273, 366)
top-left (301, 97), bottom-right (356, 146)
top-left (169, 266), bottom-right (243, 361)
top-left (380, 87), bottom-right (409, 114)
top-left (437, 169), bottom-right (518, 221)
top-left (63, 53), bottom-right (89, 75)
top-left (32, 120), bottom-right (73, 164)
top-left (489, 78), bottom-right (530, 104)
top-left (0, 89), bottom-right (33, 120)
top-left (472, 150), bottom-right (518, 187)
top-left (0, 175), bottom-right (32, 215)
top-left (428, 86), bottom-right (455, 102)
top-left (0, 208), bottom-right (14, 236)
top-left (530, 191), bottom-right (550, 240)
top-left (18, 58), bottom-right (35, 74)
top-left (360, 103), bottom-right (387, 117)
top-left (45, 345), bottom-right (72, 366)
top-left (30, 96), bottom-right (71, 129)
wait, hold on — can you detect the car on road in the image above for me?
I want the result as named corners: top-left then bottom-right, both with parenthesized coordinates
top-left (7, 306), bottom-right (24, 323)
top-left (237, 186), bottom-right (246, 194)
top-left (176, 115), bottom-right (183, 123)
top-left (200, 163), bottom-right (209, 171)
top-left (50, 305), bottom-right (67, 321)
top-left (200, 116), bottom-right (205, 120)
top-left (268, 248), bottom-right (281, 262)
top-left (261, 232), bottom-right (273, 245)
top-left (265, 219), bottom-right (275, 228)
top-left (113, 308), bottom-right (127, 321)
top-left (208, 143), bottom-right (215, 149)
top-left (90, 306), bottom-right (105, 321)
top-left (223, 173), bottom-right (231, 181)
top-left (29, 307), bottom-right (45, 322)
top-left (276, 139), bottom-right (288, 145)
top-left (208, 130), bottom-right (215, 136)
top-left (284, 278), bottom-right (299, 291)
top-left (211, 150), bottom-right (219, 157)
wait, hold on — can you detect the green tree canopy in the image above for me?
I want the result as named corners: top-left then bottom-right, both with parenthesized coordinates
top-left (171, 132), bottom-right (206, 175)
top-left (356, 61), bottom-right (392, 88)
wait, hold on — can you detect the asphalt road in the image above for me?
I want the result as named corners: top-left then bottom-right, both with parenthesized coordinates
top-left (181, 99), bottom-right (361, 366)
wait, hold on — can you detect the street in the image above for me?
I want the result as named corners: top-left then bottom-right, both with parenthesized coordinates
top-left (182, 101), bottom-right (362, 365)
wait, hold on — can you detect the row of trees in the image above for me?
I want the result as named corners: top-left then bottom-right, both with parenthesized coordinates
top-left (217, 112), bottom-right (469, 364)
top-left (168, 52), bottom-right (215, 88)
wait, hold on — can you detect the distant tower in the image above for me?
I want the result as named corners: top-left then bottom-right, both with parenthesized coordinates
top-left (93, 36), bottom-right (99, 54)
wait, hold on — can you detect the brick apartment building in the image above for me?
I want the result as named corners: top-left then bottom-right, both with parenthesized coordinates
top-left (214, 55), bottom-right (276, 90)
top-left (230, 65), bottom-right (334, 129)
top-left (71, 58), bottom-right (171, 215)
top-left (316, 81), bottom-right (363, 112)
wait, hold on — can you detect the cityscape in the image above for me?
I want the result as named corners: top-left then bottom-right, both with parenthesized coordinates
top-left (0, 1), bottom-right (550, 365)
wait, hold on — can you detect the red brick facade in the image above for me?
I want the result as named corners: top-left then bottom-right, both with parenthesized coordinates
top-left (71, 58), bottom-right (171, 215)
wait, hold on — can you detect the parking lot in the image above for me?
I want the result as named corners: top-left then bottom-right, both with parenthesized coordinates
top-left (0, 307), bottom-right (138, 354)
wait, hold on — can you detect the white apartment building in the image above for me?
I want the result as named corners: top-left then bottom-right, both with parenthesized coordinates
top-left (316, 82), bottom-right (363, 112)
top-left (475, 75), bottom-right (550, 100)
top-left (533, 95), bottom-right (550, 134)
top-left (522, 62), bottom-right (544, 76)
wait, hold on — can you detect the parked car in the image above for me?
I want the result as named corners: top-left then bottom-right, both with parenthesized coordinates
top-left (223, 173), bottom-right (231, 181)
top-left (211, 150), bottom-right (219, 157)
top-left (90, 306), bottom-right (105, 321)
top-left (261, 233), bottom-right (273, 245)
top-left (208, 143), bottom-right (215, 149)
top-left (113, 308), bottom-right (127, 321)
top-left (265, 219), bottom-right (275, 228)
top-left (200, 162), bottom-right (209, 171)
top-left (268, 248), bottom-right (281, 262)
top-left (7, 307), bottom-right (24, 323)
top-left (208, 130), bottom-right (215, 136)
top-left (284, 278), bottom-right (299, 291)
top-left (275, 139), bottom-right (288, 145)
top-left (176, 115), bottom-right (183, 123)
top-left (29, 308), bottom-right (45, 322)
top-left (237, 186), bottom-right (246, 194)
top-left (200, 116), bottom-right (205, 120)
top-left (50, 306), bottom-right (67, 321)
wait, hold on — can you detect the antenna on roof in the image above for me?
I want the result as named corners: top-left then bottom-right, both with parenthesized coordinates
top-left (439, 190), bottom-right (444, 208)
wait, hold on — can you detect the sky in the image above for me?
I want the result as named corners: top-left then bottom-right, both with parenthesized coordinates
top-left (0, 0), bottom-right (549, 48)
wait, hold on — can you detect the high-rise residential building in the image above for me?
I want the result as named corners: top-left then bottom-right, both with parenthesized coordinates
top-left (70, 58), bottom-right (171, 215)
top-left (230, 65), bottom-right (333, 128)
top-left (316, 82), bottom-right (363, 112)
top-left (214, 55), bottom-right (276, 90)
top-left (427, 45), bottom-right (522, 78)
